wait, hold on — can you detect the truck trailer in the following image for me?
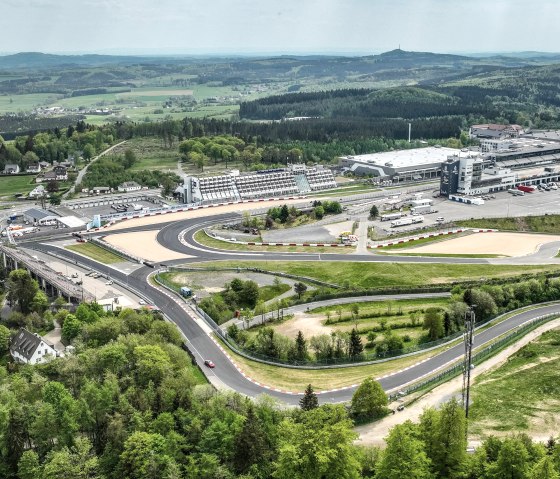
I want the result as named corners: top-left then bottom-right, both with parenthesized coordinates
top-left (517, 185), bottom-right (535, 193)
top-left (390, 215), bottom-right (424, 228)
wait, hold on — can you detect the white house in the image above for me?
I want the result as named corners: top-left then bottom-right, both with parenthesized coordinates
top-left (10, 328), bottom-right (58, 365)
top-left (117, 181), bottom-right (142, 192)
top-left (28, 185), bottom-right (46, 199)
top-left (3, 164), bottom-right (20, 174)
top-left (26, 163), bottom-right (41, 173)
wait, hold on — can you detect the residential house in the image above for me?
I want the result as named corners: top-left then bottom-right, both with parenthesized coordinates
top-left (91, 186), bottom-right (111, 194)
top-left (3, 164), bottom-right (20, 174)
top-left (26, 163), bottom-right (41, 173)
top-left (10, 328), bottom-right (58, 365)
top-left (38, 161), bottom-right (50, 170)
top-left (117, 181), bottom-right (142, 192)
top-left (28, 185), bottom-right (46, 199)
top-left (53, 165), bottom-right (68, 180)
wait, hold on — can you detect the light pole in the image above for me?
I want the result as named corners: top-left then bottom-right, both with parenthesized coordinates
top-left (462, 304), bottom-right (476, 419)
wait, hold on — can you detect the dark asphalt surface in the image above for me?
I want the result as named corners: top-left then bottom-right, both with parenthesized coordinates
top-left (20, 212), bottom-right (559, 406)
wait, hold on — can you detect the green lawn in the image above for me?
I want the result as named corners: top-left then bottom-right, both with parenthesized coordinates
top-left (469, 328), bottom-right (560, 436)
top-left (191, 261), bottom-right (560, 290)
top-left (104, 137), bottom-right (179, 172)
top-left (259, 283), bottom-right (292, 302)
top-left (0, 175), bottom-right (37, 198)
top-left (66, 242), bottom-right (126, 264)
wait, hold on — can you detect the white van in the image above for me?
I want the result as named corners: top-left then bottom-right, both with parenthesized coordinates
top-left (435, 217), bottom-right (445, 223)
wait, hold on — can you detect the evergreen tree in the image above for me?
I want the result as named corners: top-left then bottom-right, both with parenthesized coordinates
top-left (294, 330), bottom-right (308, 361)
top-left (529, 456), bottom-right (559, 479)
top-left (279, 204), bottom-right (290, 223)
top-left (349, 328), bottom-right (364, 358)
top-left (300, 384), bottom-right (319, 411)
top-left (233, 405), bottom-right (267, 474)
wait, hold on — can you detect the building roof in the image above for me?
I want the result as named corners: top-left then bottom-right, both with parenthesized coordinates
top-left (57, 216), bottom-right (87, 228)
top-left (9, 328), bottom-right (50, 361)
top-left (341, 147), bottom-right (470, 170)
top-left (4, 164), bottom-right (19, 170)
top-left (24, 208), bottom-right (58, 220)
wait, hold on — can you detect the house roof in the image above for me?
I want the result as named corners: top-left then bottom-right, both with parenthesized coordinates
top-left (9, 328), bottom-right (45, 360)
top-left (4, 164), bottom-right (19, 170)
top-left (24, 208), bottom-right (58, 220)
top-left (119, 181), bottom-right (140, 188)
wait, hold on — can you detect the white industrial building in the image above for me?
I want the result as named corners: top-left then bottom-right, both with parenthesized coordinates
top-left (338, 146), bottom-right (475, 183)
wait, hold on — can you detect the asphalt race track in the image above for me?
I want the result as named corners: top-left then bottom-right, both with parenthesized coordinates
top-left (20, 210), bottom-right (560, 406)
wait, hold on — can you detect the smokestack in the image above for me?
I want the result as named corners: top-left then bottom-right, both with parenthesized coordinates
top-left (408, 123), bottom-right (411, 143)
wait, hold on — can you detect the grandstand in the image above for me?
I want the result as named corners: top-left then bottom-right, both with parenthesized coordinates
top-left (180, 164), bottom-right (337, 204)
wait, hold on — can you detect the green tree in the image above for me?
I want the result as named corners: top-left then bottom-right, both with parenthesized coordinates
top-left (369, 205), bottom-right (379, 219)
top-left (351, 377), bottom-right (388, 420)
top-left (42, 437), bottom-right (98, 479)
top-left (349, 328), bottom-right (364, 358)
top-left (17, 450), bottom-right (41, 479)
top-left (233, 405), bottom-right (268, 474)
top-left (62, 313), bottom-right (82, 343)
top-left (274, 405), bottom-right (361, 479)
top-left (376, 422), bottom-right (433, 479)
top-left (240, 280), bottom-right (260, 309)
top-left (488, 437), bottom-right (529, 479)
top-left (314, 205), bottom-right (325, 219)
top-left (529, 456), bottom-right (559, 479)
top-left (431, 399), bottom-right (466, 479)
top-left (83, 144), bottom-right (95, 161)
top-left (294, 282), bottom-right (308, 299)
top-left (0, 324), bottom-right (11, 354)
top-left (423, 308), bottom-right (444, 341)
top-left (6, 269), bottom-right (39, 314)
top-left (49, 195), bottom-right (61, 206)
top-left (300, 384), bottom-right (319, 411)
top-left (32, 290), bottom-right (49, 314)
top-left (279, 204), bottom-right (290, 223)
top-left (123, 148), bottom-right (138, 169)
top-left (118, 431), bottom-right (175, 479)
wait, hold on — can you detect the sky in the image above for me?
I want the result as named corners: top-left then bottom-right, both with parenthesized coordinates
top-left (2, 0), bottom-right (559, 55)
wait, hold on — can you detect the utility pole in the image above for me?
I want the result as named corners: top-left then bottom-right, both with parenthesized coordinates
top-left (462, 304), bottom-right (476, 419)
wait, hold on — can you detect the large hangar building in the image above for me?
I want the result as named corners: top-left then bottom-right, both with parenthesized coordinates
top-left (339, 146), bottom-right (472, 183)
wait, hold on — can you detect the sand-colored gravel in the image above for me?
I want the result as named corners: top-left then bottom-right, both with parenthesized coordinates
top-left (396, 232), bottom-right (560, 257)
top-left (275, 312), bottom-right (333, 339)
top-left (324, 220), bottom-right (355, 238)
top-left (104, 230), bottom-right (190, 262)
top-left (105, 199), bottom-right (309, 232)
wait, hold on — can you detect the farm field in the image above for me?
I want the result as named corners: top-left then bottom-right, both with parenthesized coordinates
top-left (469, 327), bottom-right (560, 438)
top-left (193, 261), bottom-right (560, 289)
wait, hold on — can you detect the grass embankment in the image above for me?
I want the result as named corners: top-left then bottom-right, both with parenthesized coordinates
top-left (376, 252), bottom-right (503, 258)
top-left (66, 242), bottom-right (126, 264)
top-left (191, 261), bottom-right (560, 289)
top-left (469, 327), bottom-right (560, 436)
top-left (456, 214), bottom-right (560, 233)
top-left (215, 335), bottom-right (454, 391)
top-left (376, 233), bottom-right (472, 251)
top-left (104, 137), bottom-right (178, 172)
top-left (194, 230), bottom-right (355, 254)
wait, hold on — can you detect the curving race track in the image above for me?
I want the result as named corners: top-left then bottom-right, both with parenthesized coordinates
top-left (23, 209), bottom-right (560, 405)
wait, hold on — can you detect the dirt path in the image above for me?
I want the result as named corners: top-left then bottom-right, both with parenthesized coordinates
top-left (355, 318), bottom-right (560, 446)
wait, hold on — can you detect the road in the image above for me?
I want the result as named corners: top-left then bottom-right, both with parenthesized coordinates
top-left (62, 140), bottom-right (127, 198)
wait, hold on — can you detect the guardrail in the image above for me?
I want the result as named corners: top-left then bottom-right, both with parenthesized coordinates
top-left (388, 312), bottom-right (560, 401)
top-left (154, 269), bottom-right (560, 369)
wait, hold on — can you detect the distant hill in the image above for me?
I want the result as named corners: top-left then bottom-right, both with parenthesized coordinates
top-left (0, 52), bottom-right (161, 69)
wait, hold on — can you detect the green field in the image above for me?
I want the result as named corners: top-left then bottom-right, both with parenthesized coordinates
top-left (469, 327), bottom-right (560, 436)
top-left (66, 242), bottom-right (125, 264)
top-left (192, 261), bottom-right (560, 289)
top-left (0, 175), bottom-right (37, 198)
top-left (377, 232), bottom-right (473, 251)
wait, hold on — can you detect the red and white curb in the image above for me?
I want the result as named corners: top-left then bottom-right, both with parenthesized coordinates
top-left (370, 228), bottom-right (498, 248)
